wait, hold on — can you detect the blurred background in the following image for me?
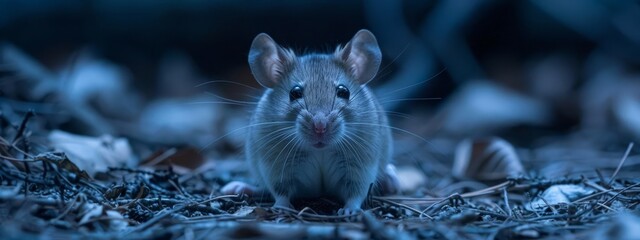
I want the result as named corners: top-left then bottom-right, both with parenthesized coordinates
top-left (1, 0), bottom-right (640, 179)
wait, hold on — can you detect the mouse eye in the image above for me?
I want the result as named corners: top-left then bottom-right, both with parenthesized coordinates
top-left (336, 84), bottom-right (350, 99)
top-left (289, 85), bottom-right (304, 101)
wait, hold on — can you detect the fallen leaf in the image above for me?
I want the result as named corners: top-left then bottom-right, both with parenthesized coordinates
top-left (141, 147), bottom-right (204, 170)
top-left (429, 81), bottom-right (551, 135)
top-left (78, 203), bottom-right (128, 231)
top-left (48, 130), bottom-right (136, 176)
top-left (453, 137), bottom-right (525, 181)
top-left (233, 206), bottom-right (257, 217)
top-left (78, 203), bottom-right (104, 226)
top-left (527, 184), bottom-right (594, 211)
top-left (395, 166), bottom-right (427, 193)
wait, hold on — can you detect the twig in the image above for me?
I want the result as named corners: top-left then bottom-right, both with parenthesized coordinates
top-left (502, 187), bottom-right (512, 218)
top-left (538, 196), bottom-right (558, 214)
top-left (608, 142), bottom-right (634, 186)
top-left (600, 182), bottom-right (640, 206)
top-left (374, 197), bottom-right (433, 220)
top-left (11, 110), bottom-right (34, 145)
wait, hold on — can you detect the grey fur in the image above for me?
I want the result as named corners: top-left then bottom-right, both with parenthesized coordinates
top-left (245, 30), bottom-right (392, 212)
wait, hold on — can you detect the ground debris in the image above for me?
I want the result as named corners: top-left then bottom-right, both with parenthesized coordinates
top-left (1, 102), bottom-right (640, 239)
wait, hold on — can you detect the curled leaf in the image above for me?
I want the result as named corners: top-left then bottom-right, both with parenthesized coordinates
top-left (453, 137), bottom-right (525, 181)
top-left (527, 184), bottom-right (593, 211)
top-left (48, 130), bottom-right (136, 176)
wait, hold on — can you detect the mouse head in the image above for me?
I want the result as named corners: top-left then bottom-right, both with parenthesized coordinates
top-left (248, 30), bottom-right (382, 149)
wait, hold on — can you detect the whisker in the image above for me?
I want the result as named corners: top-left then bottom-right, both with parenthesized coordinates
top-left (379, 97), bottom-right (442, 103)
top-left (251, 127), bottom-right (295, 151)
top-left (252, 131), bottom-right (293, 161)
top-left (342, 133), bottom-right (368, 167)
top-left (204, 91), bottom-right (258, 105)
top-left (267, 131), bottom-right (298, 181)
top-left (345, 122), bottom-right (431, 145)
top-left (199, 121), bottom-right (295, 152)
top-left (280, 135), bottom-right (302, 182)
top-left (264, 131), bottom-right (298, 161)
top-left (376, 42), bottom-right (411, 78)
top-left (243, 93), bottom-right (262, 101)
top-left (380, 68), bottom-right (447, 98)
top-left (194, 80), bottom-right (259, 90)
top-left (356, 110), bottom-right (414, 119)
top-left (186, 101), bottom-right (255, 107)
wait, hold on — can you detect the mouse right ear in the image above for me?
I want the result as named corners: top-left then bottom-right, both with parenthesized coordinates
top-left (248, 33), bottom-right (294, 88)
top-left (338, 30), bottom-right (382, 85)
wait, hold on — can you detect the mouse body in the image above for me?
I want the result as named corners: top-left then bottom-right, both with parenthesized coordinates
top-left (223, 30), bottom-right (396, 213)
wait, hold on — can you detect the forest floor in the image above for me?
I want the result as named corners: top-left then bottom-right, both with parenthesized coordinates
top-left (1, 111), bottom-right (639, 239)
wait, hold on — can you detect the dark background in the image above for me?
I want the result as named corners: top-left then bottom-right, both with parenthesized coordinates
top-left (1, 0), bottom-right (640, 151)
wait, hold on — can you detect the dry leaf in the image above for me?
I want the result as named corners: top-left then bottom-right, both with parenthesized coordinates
top-left (78, 203), bottom-right (104, 226)
top-left (453, 137), bottom-right (525, 181)
top-left (429, 81), bottom-right (551, 135)
top-left (395, 166), bottom-right (427, 193)
top-left (527, 184), bottom-right (593, 211)
top-left (141, 147), bottom-right (204, 170)
top-left (233, 206), bottom-right (257, 217)
top-left (32, 152), bottom-right (91, 180)
top-left (48, 130), bottom-right (136, 176)
top-left (78, 203), bottom-right (128, 231)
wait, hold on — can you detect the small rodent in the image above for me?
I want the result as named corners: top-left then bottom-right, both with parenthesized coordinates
top-left (222, 29), bottom-right (398, 213)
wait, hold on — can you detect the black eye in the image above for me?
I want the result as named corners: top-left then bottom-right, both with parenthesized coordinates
top-left (289, 85), bottom-right (304, 101)
top-left (336, 84), bottom-right (350, 99)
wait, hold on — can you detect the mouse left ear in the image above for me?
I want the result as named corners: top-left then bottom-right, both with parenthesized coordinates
top-left (248, 33), bottom-right (295, 88)
top-left (338, 29), bottom-right (382, 84)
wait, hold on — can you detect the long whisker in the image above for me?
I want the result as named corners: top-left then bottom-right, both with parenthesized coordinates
top-left (342, 133), bottom-right (368, 167)
top-left (263, 131), bottom-right (298, 161)
top-left (280, 135), bottom-right (301, 182)
top-left (355, 110), bottom-right (414, 120)
top-left (344, 128), bottom-right (378, 139)
top-left (267, 131), bottom-right (298, 182)
top-left (251, 126), bottom-right (295, 152)
top-left (199, 121), bottom-right (295, 152)
top-left (378, 97), bottom-right (442, 103)
top-left (376, 42), bottom-right (411, 78)
top-left (380, 68), bottom-right (447, 98)
top-left (252, 127), bottom-right (296, 156)
top-left (194, 80), bottom-right (259, 91)
top-left (345, 122), bottom-right (431, 145)
top-left (204, 91), bottom-right (257, 105)
top-left (186, 101), bottom-right (255, 107)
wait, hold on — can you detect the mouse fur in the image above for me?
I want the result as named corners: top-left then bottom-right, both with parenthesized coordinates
top-left (223, 30), bottom-right (396, 213)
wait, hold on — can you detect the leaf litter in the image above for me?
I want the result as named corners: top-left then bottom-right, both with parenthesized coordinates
top-left (0, 110), bottom-right (639, 239)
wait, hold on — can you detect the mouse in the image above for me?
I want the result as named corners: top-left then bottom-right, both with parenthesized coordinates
top-left (222, 29), bottom-right (398, 214)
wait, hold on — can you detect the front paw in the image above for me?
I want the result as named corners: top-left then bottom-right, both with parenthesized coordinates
top-left (272, 196), bottom-right (294, 210)
top-left (338, 207), bottom-right (363, 216)
top-left (339, 198), bottom-right (365, 216)
top-left (220, 181), bottom-right (258, 196)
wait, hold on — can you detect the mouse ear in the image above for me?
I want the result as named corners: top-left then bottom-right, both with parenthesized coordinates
top-left (338, 30), bottom-right (382, 84)
top-left (248, 33), bottom-right (294, 88)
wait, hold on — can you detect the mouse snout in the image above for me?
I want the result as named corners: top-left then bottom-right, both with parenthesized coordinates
top-left (312, 114), bottom-right (328, 135)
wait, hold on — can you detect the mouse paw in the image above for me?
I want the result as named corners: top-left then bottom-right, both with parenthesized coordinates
top-left (380, 163), bottom-right (400, 195)
top-left (220, 181), bottom-right (258, 196)
top-left (337, 207), bottom-right (363, 216)
top-left (272, 196), bottom-right (294, 211)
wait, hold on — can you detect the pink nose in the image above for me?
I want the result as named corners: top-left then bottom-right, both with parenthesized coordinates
top-left (314, 121), bottom-right (326, 134)
top-left (312, 115), bottom-right (328, 134)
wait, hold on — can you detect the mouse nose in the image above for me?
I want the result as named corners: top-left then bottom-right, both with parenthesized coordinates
top-left (312, 114), bottom-right (328, 134)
